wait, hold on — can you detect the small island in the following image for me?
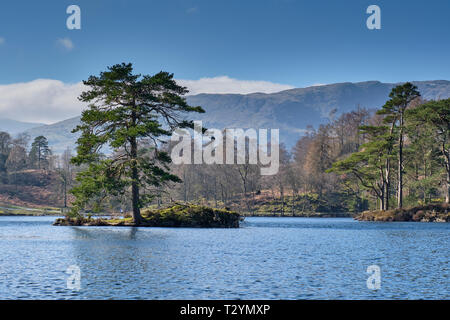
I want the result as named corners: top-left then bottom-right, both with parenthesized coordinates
top-left (356, 203), bottom-right (449, 222)
top-left (53, 204), bottom-right (241, 228)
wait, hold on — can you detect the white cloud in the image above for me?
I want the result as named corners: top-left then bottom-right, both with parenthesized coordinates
top-left (309, 83), bottom-right (326, 87)
top-left (186, 7), bottom-right (198, 14)
top-left (0, 76), bottom-right (295, 124)
top-left (0, 79), bottom-right (86, 124)
top-left (177, 76), bottom-right (294, 95)
top-left (0, 37), bottom-right (5, 45)
top-left (57, 38), bottom-right (74, 51)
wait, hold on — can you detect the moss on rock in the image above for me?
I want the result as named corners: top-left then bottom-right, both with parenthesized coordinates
top-left (355, 203), bottom-right (450, 222)
top-left (54, 203), bottom-right (241, 228)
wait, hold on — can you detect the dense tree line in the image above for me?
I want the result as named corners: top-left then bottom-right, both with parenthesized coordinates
top-left (161, 84), bottom-right (449, 214)
top-left (0, 133), bottom-right (76, 207)
top-left (164, 107), bottom-right (372, 214)
top-left (70, 82), bottom-right (448, 216)
top-left (0, 134), bottom-right (53, 178)
top-left (330, 83), bottom-right (449, 210)
top-left (1, 79), bottom-right (448, 218)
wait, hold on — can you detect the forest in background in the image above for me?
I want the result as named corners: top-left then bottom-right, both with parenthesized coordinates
top-left (0, 83), bottom-right (448, 216)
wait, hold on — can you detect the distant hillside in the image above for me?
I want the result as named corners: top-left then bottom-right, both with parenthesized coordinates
top-left (25, 117), bottom-right (81, 154)
top-left (186, 80), bottom-right (450, 147)
top-left (0, 169), bottom-right (65, 208)
top-left (21, 80), bottom-right (450, 153)
top-left (0, 118), bottom-right (43, 135)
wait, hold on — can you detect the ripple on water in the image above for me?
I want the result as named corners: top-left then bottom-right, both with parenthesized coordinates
top-left (0, 216), bottom-right (448, 299)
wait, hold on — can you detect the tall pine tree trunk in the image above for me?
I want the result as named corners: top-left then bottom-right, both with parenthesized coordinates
top-left (446, 169), bottom-right (450, 204)
top-left (38, 146), bottom-right (41, 169)
top-left (397, 115), bottom-right (404, 208)
top-left (384, 122), bottom-right (396, 211)
top-left (385, 159), bottom-right (390, 210)
top-left (445, 152), bottom-right (450, 204)
top-left (380, 169), bottom-right (386, 211)
top-left (130, 126), bottom-right (143, 225)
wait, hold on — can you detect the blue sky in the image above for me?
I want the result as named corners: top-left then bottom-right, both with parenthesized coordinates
top-left (0, 0), bottom-right (449, 86)
top-left (0, 0), bottom-right (449, 123)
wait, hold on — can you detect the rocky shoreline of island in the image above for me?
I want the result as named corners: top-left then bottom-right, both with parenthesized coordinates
top-left (53, 204), bottom-right (241, 228)
top-left (355, 203), bottom-right (449, 222)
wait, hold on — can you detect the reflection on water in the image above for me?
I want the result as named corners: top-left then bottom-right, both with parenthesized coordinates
top-left (0, 216), bottom-right (448, 299)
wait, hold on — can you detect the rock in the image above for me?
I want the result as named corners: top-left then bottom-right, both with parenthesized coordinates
top-left (53, 204), bottom-right (241, 228)
top-left (356, 204), bottom-right (450, 222)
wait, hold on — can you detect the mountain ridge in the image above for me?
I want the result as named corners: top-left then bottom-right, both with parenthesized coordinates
top-left (2, 80), bottom-right (448, 153)
top-left (0, 118), bottom-right (44, 135)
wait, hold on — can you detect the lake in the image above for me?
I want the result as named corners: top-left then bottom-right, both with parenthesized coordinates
top-left (0, 216), bottom-right (448, 299)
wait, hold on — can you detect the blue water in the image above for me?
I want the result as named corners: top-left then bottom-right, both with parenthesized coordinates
top-left (0, 216), bottom-right (448, 299)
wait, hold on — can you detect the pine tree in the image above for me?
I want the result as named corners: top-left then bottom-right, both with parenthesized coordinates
top-left (29, 136), bottom-right (51, 169)
top-left (407, 98), bottom-right (450, 204)
top-left (328, 125), bottom-right (391, 210)
top-left (71, 63), bottom-right (204, 225)
top-left (377, 83), bottom-right (420, 208)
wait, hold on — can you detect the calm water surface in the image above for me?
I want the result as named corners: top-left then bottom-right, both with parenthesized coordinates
top-left (0, 216), bottom-right (448, 299)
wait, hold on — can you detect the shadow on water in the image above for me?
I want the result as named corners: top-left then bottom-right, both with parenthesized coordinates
top-left (66, 226), bottom-right (172, 299)
top-left (70, 225), bottom-right (139, 240)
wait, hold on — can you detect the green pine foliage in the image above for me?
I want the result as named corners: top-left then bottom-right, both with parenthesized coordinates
top-left (70, 63), bottom-right (204, 224)
top-left (29, 136), bottom-right (52, 169)
top-left (330, 82), bottom-right (450, 211)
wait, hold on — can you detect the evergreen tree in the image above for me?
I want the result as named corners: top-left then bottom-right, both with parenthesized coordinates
top-left (328, 125), bottom-right (391, 210)
top-left (404, 114), bottom-right (440, 204)
top-left (29, 136), bottom-right (51, 169)
top-left (71, 63), bottom-right (204, 224)
top-left (377, 83), bottom-right (420, 208)
top-left (0, 132), bottom-right (12, 176)
top-left (407, 99), bottom-right (450, 203)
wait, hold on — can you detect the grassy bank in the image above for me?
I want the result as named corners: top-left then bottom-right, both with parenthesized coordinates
top-left (0, 204), bottom-right (61, 216)
top-left (356, 203), bottom-right (450, 222)
top-left (54, 204), bottom-right (241, 228)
